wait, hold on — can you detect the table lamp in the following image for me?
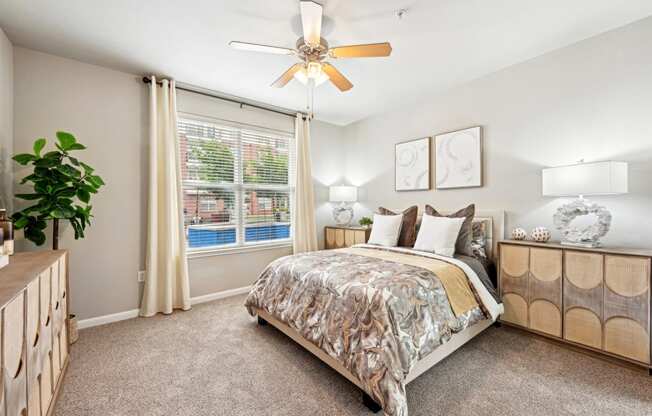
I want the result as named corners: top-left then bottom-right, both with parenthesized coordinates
top-left (329, 186), bottom-right (357, 226)
top-left (542, 161), bottom-right (628, 247)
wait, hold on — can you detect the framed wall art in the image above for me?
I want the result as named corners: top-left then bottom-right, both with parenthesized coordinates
top-left (395, 137), bottom-right (431, 191)
top-left (435, 126), bottom-right (482, 189)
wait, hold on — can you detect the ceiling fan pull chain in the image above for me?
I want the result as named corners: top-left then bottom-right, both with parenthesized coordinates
top-left (306, 78), bottom-right (315, 118)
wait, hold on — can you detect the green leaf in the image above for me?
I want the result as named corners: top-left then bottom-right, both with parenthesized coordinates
top-left (67, 143), bottom-right (86, 151)
top-left (88, 175), bottom-right (105, 187)
top-left (13, 153), bottom-right (36, 165)
top-left (35, 157), bottom-right (59, 168)
top-left (56, 131), bottom-right (76, 151)
top-left (42, 151), bottom-right (61, 160)
top-left (34, 218), bottom-right (48, 230)
top-left (20, 174), bottom-right (39, 185)
top-left (50, 209), bottom-right (69, 219)
top-left (24, 226), bottom-right (46, 246)
top-left (56, 164), bottom-right (82, 179)
top-left (15, 193), bottom-right (43, 200)
top-left (33, 138), bottom-right (47, 156)
top-left (68, 156), bottom-right (80, 166)
top-left (13, 216), bottom-right (29, 229)
top-left (80, 184), bottom-right (98, 194)
top-left (80, 162), bottom-right (94, 174)
top-left (55, 187), bottom-right (76, 197)
top-left (76, 188), bottom-right (90, 203)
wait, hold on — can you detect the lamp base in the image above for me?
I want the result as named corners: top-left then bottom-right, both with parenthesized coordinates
top-left (332, 203), bottom-right (354, 226)
top-left (553, 198), bottom-right (611, 248)
top-left (560, 240), bottom-right (602, 248)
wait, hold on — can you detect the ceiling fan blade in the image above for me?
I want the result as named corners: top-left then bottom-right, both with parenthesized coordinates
top-left (300, 1), bottom-right (323, 47)
top-left (229, 41), bottom-right (295, 56)
top-left (271, 63), bottom-right (304, 88)
top-left (329, 42), bottom-right (392, 58)
top-left (322, 63), bottom-right (353, 92)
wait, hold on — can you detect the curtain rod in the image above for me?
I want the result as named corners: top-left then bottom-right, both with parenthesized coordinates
top-left (142, 77), bottom-right (308, 120)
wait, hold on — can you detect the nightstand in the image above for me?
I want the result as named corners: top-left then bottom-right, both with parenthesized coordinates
top-left (324, 226), bottom-right (371, 249)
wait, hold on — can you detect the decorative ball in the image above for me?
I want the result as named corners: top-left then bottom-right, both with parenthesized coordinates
top-left (530, 227), bottom-right (551, 242)
top-left (511, 228), bottom-right (527, 240)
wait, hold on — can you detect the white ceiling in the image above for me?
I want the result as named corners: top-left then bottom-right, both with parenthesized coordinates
top-left (2, 1), bottom-right (652, 125)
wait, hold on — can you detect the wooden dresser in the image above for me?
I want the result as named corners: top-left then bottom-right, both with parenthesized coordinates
top-left (324, 226), bottom-right (371, 249)
top-left (498, 240), bottom-right (651, 373)
top-left (0, 250), bottom-right (69, 416)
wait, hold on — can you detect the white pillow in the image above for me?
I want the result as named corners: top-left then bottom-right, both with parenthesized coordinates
top-left (413, 214), bottom-right (465, 257)
top-left (367, 214), bottom-right (404, 247)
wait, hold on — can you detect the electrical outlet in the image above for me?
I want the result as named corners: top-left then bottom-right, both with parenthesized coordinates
top-left (137, 270), bottom-right (146, 282)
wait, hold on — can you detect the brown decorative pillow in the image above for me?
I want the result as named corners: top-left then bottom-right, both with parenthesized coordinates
top-left (377, 206), bottom-right (418, 247)
top-left (424, 204), bottom-right (475, 256)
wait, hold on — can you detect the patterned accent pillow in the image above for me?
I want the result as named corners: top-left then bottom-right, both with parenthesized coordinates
top-left (424, 204), bottom-right (475, 256)
top-left (471, 221), bottom-right (488, 262)
top-left (377, 206), bottom-right (418, 247)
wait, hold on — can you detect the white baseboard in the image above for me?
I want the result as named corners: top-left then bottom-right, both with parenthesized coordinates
top-left (77, 285), bottom-right (252, 330)
top-left (78, 309), bottom-right (140, 330)
top-left (190, 285), bottom-right (252, 305)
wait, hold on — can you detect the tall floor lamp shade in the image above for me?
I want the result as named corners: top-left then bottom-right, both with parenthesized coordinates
top-left (329, 186), bottom-right (357, 226)
top-left (542, 161), bottom-right (628, 247)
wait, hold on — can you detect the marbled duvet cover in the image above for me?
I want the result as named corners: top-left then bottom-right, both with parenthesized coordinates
top-left (245, 244), bottom-right (502, 416)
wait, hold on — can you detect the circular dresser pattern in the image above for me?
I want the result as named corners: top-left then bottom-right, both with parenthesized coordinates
top-left (604, 317), bottom-right (650, 363)
top-left (605, 255), bottom-right (649, 297)
top-left (565, 252), bottom-right (603, 290)
top-left (530, 248), bottom-right (562, 282)
top-left (501, 245), bottom-right (529, 278)
top-left (529, 300), bottom-right (562, 337)
top-left (502, 293), bottom-right (528, 327)
top-left (564, 307), bottom-right (602, 349)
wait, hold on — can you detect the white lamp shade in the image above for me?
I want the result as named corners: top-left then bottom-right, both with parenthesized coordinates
top-left (329, 186), bottom-right (357, 202)
top-left (542, 161), bottom-right (628, 197)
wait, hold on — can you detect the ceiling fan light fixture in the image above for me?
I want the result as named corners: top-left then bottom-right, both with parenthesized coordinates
top-left (294, 62), bottom-right (329, 86)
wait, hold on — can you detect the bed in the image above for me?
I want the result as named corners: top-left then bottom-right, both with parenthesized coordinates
top-left (245, 210), bottom-right (505, 416)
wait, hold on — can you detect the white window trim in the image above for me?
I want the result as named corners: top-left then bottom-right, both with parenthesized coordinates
top-left (179, 113), bottom-right (295, 256)
top-left (187, 241), bottom-right (293, 259)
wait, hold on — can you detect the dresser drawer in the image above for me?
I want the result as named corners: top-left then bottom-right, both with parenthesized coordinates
top-left (603, 255), bottom-right (650, 364)
top-left (528, 248), bottom-right (562, 337)
top-left (563, 251), bottom-right (604, 349)
top-left (499, 244), bottom-right (529, 327)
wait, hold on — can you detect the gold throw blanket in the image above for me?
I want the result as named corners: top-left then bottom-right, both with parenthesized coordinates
top-left (341, 247), bottom-right (479, 317)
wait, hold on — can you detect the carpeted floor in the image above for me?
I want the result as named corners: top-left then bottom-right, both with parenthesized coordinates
top-left (54, 295), bottom-right (651, 416)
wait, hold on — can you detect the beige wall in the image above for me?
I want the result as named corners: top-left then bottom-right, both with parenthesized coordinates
top-left (14, 48), bottom-right (148, 320)
top-left (343, 17), bottom-right (652, 249)
top-left (0, 28), bottom-right (12, 211)
top-left (13, 48), bottom-right (345, 320)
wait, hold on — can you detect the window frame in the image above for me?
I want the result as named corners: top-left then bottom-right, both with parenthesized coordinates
top-left (178, 112), bottom-right (295, 255)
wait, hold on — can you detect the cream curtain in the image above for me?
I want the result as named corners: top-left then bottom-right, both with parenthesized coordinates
top-left (140, 77), bottom-right (191, 317)
top-left (293, 114), bottom-right (318, 253)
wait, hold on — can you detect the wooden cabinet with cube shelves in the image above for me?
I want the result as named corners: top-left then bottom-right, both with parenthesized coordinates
top-left (498, 240), bottom-right (651, 373)
top-left (324, 226), bottom-right (371, 249)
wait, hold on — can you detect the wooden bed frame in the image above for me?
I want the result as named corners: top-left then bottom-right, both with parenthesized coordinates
top-left (254, 209), bottom-right (505, 413)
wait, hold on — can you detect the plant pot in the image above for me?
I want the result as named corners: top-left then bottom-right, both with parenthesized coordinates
top-left (68, 314), bottom-right (79, 344)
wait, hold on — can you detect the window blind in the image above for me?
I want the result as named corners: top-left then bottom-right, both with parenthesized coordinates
top-left (178, 118), bottom-right (294, 249)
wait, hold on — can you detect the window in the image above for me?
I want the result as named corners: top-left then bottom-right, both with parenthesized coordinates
top-left (178, 117), bottom-right (294, 250)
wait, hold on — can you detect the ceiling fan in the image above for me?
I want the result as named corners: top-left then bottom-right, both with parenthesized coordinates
top-left (229, 0), bottom-right (392, 93)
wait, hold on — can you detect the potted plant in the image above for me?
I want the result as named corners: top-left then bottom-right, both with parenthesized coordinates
top-left (12, 132), bottom-right (104, 250)
top-left (12, 132), bottom-right (103, 344)
top-left (359, 216), bottom-right (373, 229)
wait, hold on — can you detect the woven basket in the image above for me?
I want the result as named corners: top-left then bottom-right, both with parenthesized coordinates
top-left (68, 314), bottom-right (79, 344)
